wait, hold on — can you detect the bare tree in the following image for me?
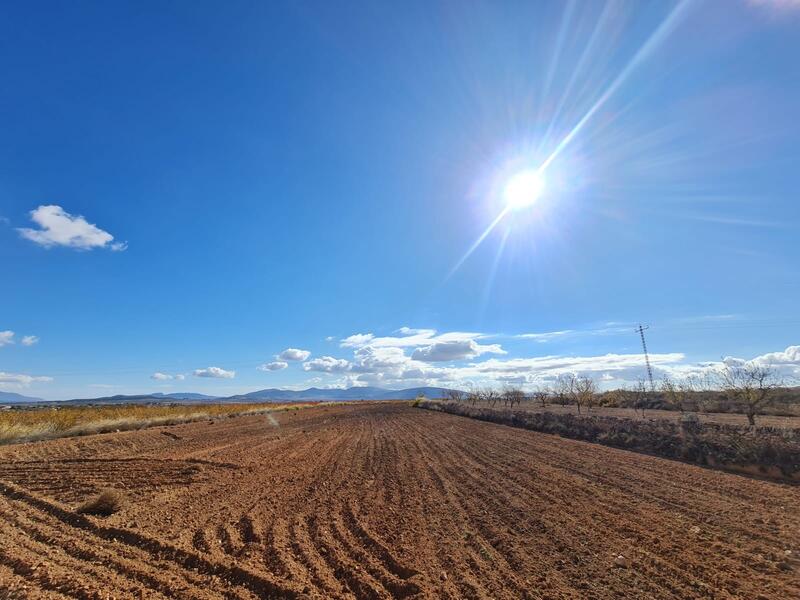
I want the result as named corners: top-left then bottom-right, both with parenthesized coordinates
top-left (480, 387), bottom-right (500, 407)
top-left (503, 387), bottom-right (525, 409)
top-left (554, 376), bottom-right (572, 408)
top-left (661, 376), bottom-right (695, 414)
top-left (719, 363), bottom-right (780, 427)
top-left (531, 386), bottom-right (549, 409)
top-left (573, 376), bottom-right (596, 414)
top-left (562, 374), bottom-right (595, 414)
top-left (632, 377), bottom-right (649, 418)
top-left (446, 389), bottom-right (465, 403)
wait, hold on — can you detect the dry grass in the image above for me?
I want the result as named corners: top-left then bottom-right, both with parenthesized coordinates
top-left (0, 402), bottom-right (316, 445)
top-left (77, 489), bottom-right (124, 516)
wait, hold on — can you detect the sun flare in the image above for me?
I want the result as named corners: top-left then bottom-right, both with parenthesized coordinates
top-left (504, 169), bottom-right (545, 210)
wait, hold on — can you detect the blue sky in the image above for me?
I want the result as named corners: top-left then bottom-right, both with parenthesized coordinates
top-left (2, 0), bottom-right (799, 400)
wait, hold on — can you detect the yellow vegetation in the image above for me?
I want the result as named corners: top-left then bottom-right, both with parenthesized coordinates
top-left (0, 402), bottom-right (316, 444)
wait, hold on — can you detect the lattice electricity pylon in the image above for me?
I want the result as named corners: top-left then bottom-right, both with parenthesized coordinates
top-left (637, 324), bottom-right (655, 392)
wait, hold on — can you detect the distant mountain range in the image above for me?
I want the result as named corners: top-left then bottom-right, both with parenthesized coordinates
top-left (235, 386), bottom-right (451, 401)
top-left (1, 387), bottom-right (454, 405)
top-left (0, 390), bottom-right (45, 403)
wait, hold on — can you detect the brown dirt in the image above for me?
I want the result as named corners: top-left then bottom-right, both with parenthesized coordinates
top-left (0, 402), bottom-right (797, 599)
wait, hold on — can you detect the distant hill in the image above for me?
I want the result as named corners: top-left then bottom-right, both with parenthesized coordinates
top-left (62, 393), bottom-right (219, 405)
top-left (151, 392), bottom-right (219, 401)
top-left (0, 390), bottom-right (45, 403)
top-left (237, 386), bottom-right (454, 401)
top-left (56, 386), bottom-right (454, 405)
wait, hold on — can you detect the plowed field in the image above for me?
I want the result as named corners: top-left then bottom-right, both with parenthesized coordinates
top-left (0, 403), bottom-right (797, 599)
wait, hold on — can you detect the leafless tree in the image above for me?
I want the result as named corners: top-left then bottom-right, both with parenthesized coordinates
top-left (562, 374), bottom-right (595, 414)
top-left (574, 376), bottom-right (597, 414)
top-left (503, 387), bottom-right (525, 409)
top-left (531, 386), bottom-right (549, 409)
top-left (480, 387), bottom-right (500, 407)
top-left (446, 389), bottom-right (465, 403)
top-left (632, 377), bottom-right (649, 418)
top-left (661, 376), bottom-right (695, 414)
top-left (718, 363), bottom-right (780, 427)
top-left (554, 376), bottom-right (572, 407)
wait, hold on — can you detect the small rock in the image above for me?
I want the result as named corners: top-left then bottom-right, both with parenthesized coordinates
top-left (440, 571), bottom-right (448, 581)
top-left (614, 555), bottom-right (629, 568)
top-left (690, 526), bottom-right (701, 534)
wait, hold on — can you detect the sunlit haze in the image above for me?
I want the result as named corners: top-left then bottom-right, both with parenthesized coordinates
top-left (504, 170), bottom-right (546, 210)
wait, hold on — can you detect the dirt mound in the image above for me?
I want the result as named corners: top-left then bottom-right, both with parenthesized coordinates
top-left (0, 403), bottom-right (797, 598)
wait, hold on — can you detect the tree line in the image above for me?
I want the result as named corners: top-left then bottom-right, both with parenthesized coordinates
top-left (444, 363), bottom-right (789, 427)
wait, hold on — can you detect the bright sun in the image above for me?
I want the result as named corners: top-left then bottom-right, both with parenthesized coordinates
top-left (504, 169), bottom-right (545, 210)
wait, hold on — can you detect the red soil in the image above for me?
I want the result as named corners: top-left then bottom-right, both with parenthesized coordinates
top-left (0, 403), bottom-right (797, 599)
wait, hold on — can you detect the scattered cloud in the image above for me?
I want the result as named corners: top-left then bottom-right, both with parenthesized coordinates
top-left (302, 356), bottom-right (351, 373)
top-left (150, 372), bottom-right (185, 381)
top-left (193, 366), bottom-right (235, 379)
top-left (258, 361), bottom-right (288, 372)
top-left (340, 333), bottom-right (375, 348)
top-left (411, 339), bottom-right (506, 362)
top-left (395, 327), bottom-right (429, 335)
top-left (518, 330), bottom-right (574, 343)
top-left (21, 335), bottom-right (39, 346)
top-left (340, 328), bottom-right (497, 350)
top-left (722, 345), bottom-right (800, 380)
top-left (0, 331), bottom-right (14, 347)
top-left (325, 336), bottom-right (336, 342)
top-left (0, 371), bottom-right (53, 388)
top-left (17, 205), bottom-right (127, 251)
top-left (278, 348), bottom-right (311, 361)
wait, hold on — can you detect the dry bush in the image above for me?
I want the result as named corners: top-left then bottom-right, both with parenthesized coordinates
top-left (0, 402), bottom-right (317, 445)
top-left (421, 401), bottom-right (800, 480)
top-left (78, 489), bottom-right (124, 516)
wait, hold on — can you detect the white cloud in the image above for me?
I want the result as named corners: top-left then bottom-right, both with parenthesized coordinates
top-left (340, 333), bottom-right (375, 348)
top-left (395, 326), bottom-right (429, 335)
top-left (278, 348), bottom-right (311, 361)
top-left (722, 345), bottom-right (800, 380)
top-left (302, 356), bottom-right (352, 373)
top-left (21, 335), bottom-right (39, 346)
top-left (150, 372), bottom-right (186, 381)
top-left (194, 366), bottom-right (235, 379)
top-left (518, 330), bottom-right (574, 343)
top-left (0, 331), bottom-right (14, 347)
top-left (0, 372), bottom-right (53, 388)
top-left (17, 205), bottom-right (126, 251)
top-left (258, 361), bottom-right (288, 372)
top-left (341, 329), bottom-right (493, 350)
top-left (411, 339), bottom-right (506, 362)
top-left (313, 326), bottom-right (697, 390)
